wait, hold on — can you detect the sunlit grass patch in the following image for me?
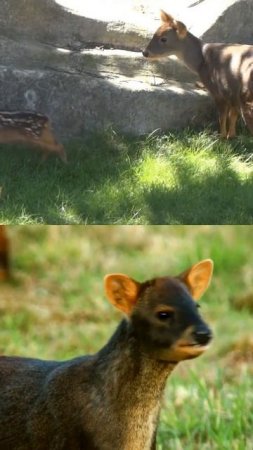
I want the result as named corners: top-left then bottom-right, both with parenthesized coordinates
top-left (0, 128), bottom-right (253, 224)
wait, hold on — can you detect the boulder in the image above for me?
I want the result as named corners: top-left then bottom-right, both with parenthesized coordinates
top-left (0, 0), bottom-right (252, 138)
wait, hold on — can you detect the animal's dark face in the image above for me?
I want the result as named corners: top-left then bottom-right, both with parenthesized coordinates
top-left (142, 11), bottom-right (187, 60)
top-left (130, 277), bottom-right (212, 362)
top-left (104, 259), bottom-right (213, 363)
top-left (143, 25), bottom-right (182, 60)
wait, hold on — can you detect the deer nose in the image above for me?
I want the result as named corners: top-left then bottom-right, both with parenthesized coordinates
top-left (192, 327), bottom-right (212, 346)
top-left (142, 50), bottom-right (149, 58)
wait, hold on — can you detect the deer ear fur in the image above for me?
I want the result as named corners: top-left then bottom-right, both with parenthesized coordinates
top-left (160, 11), bottom-right (187, 39)
top-left (178, 259), bottom-right (213, 300)
top-left (160, 10), bottom-right (175, 24)
top-left (104, 274), bottom-right (140, 314)
top-left (174, 20), bottom-right (187, 39)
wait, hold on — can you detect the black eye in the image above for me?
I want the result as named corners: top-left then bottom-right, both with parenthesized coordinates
top-left (156, 311), bottom-right (174, 321)
top-left (160, 37), bottom-right (167, 43)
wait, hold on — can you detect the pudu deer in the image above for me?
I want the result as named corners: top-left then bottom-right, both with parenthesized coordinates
top-left (0, 111), bottom-right (67, 162)
top-left (143, 10), bottom-right (253, 139)
top-left (0, 225), bottom-right (10, 281)
top-left (0, 259), bottom-right (213, 450)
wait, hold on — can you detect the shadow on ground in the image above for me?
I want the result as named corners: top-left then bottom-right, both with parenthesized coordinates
top-left (0, 129), bottom-right (252, 224)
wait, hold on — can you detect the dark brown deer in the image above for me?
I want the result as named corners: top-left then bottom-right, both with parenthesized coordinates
top-left (143, 10), bottom-right (253, 139)
top-left (0, 259), bottom-right (213, 450)
top-left (0, 112), bottom-right (67, 162)
top-left (0, 225), bottom-right (10, 281)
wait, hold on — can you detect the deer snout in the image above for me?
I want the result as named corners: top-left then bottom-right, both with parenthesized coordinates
top-left (142, 50), bottom-right (149, 58)
top-left (192, 326), bottom-right (213, 346)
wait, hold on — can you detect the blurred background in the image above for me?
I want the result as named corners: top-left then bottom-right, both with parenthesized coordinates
top-left (0, 225), bottom-right (252, 449)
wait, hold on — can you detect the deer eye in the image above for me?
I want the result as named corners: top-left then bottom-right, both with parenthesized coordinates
top-left (160, 37), bottom-right (167, 43)
top-left (156, 311), bottom-right (174, 321)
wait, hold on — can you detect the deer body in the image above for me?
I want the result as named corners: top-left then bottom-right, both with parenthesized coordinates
top-left (0, 260), bottom-right (213, 450)
top-left (143, 11), bottom-right (253, 138)
top-left (0, 335), bottom-right (168, 450)
top-left (0, 112), bottom-right (67, 162)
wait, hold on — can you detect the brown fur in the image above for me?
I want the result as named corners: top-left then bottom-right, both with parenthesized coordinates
top-left (0, 225), bottom-right (10, 281)
top-left (0, 260), bottom-right (213, 449)
top-left (0, 112), bottom-right (67, 162)
top-left (143, 10), bottom-right (253, 138)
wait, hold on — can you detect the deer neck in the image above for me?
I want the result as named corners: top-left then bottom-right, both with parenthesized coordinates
top-left (97, 319), bottom-right (176, 408)
top-left (178, 32), bottom-right (205, 75)
top-left (90, 320), bottom-right (176, 449)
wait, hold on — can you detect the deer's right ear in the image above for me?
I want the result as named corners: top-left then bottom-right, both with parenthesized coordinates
top-left (104, 274), bottom-right (140, 315)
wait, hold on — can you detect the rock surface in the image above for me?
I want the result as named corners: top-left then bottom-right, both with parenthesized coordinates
top-left (0, 0), bottom-right (252, 138)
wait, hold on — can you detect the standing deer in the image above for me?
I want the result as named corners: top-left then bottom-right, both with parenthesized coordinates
top-left (143, 10), bottom-right (253, 139)
top-left (0, 259), bottom-right (213, 450)
top-left (0, 111), bottom-right (67, 162)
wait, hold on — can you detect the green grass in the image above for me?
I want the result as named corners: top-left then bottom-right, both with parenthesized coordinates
top-left (0, 128), bottom-right (253, 224)
top-left (1, 225), bottom-right (253, 449)
top-left (158, 372), bottom-right (253, 450)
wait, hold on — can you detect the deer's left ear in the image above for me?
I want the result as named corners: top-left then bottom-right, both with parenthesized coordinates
top-left (178, 259), bottom-right (213, 300)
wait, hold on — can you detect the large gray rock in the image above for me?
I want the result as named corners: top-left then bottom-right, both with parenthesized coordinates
top-left (2, 0), bottom-right (252, 50)
top-left (0, 0), bottom-right (150, 51)
top-left (0, 66), bottom-right (213, 138)
top-left (0, 0), bottom-right (252, 138)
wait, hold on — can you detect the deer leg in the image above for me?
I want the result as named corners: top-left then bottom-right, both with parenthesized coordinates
top-left (227, 107), bottom-right (239, 139)
top-left (241, 101), bottom-right (253, 134)
top-left (40, 127), bottom-right (67, 162)
top-left (40, 149), bottom-right (49, 163)
top-left (217, 103), bottom-right (229, 138)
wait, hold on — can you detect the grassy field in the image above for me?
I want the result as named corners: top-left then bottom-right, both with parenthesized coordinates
top-left (0, 128), bottom-right (253, 224)
top-left (0, 225), bottom-right (252, 449)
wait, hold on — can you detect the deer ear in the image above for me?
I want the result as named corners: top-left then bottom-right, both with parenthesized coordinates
top-left (178, 260), bottom-right (213, 300)
top-left (174, 20), bottom-right (187, 39)
top-left (160, 11), bottom-right (187, 39)
top-left (104, 274), bottom-right (140, 314)
top-left (160, 10), bottom-right (174, 25)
